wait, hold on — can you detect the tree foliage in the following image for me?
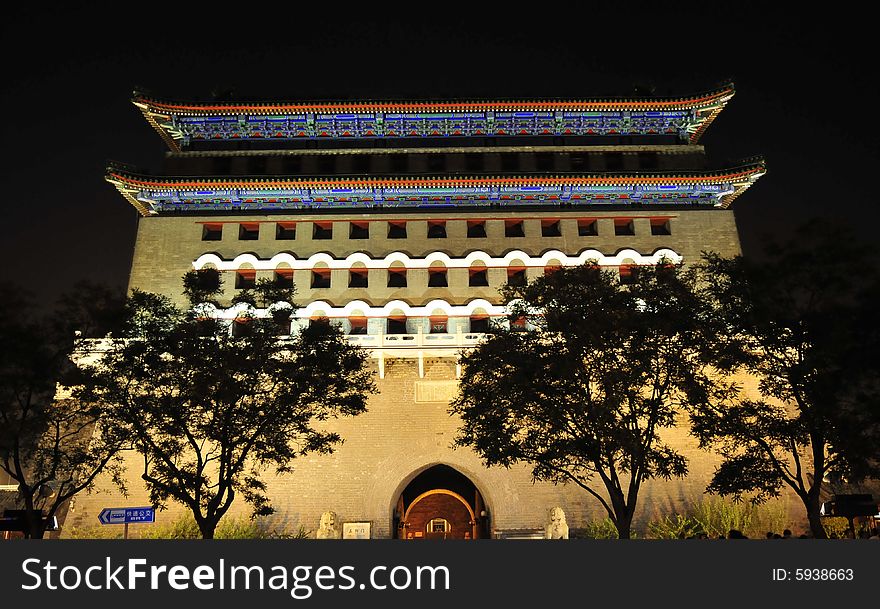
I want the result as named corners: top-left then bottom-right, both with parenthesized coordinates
top-left (0, 282), bottom-right (128, 538)
top-left (450, 262), bottom-right (728, 538)
top-left (75, 271), bottom-right (375, 538)
top-left (692, 225), bottom-right (880, 538)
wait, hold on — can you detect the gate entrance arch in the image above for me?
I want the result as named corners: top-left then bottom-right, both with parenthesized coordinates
top-left (393, 464), bottom-right (489, 540)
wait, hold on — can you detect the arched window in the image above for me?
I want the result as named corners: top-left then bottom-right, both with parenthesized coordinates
top-left (470, 308), bottom-right (489, 333)
top-left (387, 310), bottom-right (408, 334)
top-left (543, 259), bottom-right (562, 276)
top-left (349, 262), bottom-right (368, 288)
top-left (388, 263), bottom-right (407, 288)
top-left (309, 312), bottom-right (330, 328)
top-left (428, 261), bottom-right (448, 287)
top-left (507, 259), bottom-right (527, 286)
top-left (429, 309), bottom-right (448, 334)
top-left (274, 263), bottom-right (294, 288)
top-left (619, 258), bottom-right (637, 285)
top-left (311, 263), bottom-right (331, 288)
top-left (231, 318), bottom-right (251, 338)
top-left (348, 310), bottom-right (367, 335)
top-left (469, 262), bottom-right (489, 287)
top-left (235, 265), bottom-right (256, 289)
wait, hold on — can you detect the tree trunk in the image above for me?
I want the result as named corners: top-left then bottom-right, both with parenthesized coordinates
top-left (26, 524), bottom-right (46, 539)
top-left (21, 493), bottom-right (47, 539)
top-left (606, 484), bottom-right (635, 539)
top-left (805, 496), bottom-right (828, 539)
top-left (197, 515), bottom-right (219, 539)
top-left (611, 497), bottom-right (634, 539)
top-left (615, 513), bottom-right (633, 540)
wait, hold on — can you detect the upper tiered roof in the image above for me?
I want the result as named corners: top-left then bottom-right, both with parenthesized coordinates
top-left (134, 83), bottom-right (735, 151)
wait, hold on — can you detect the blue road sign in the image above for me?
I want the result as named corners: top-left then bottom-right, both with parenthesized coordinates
top-left (98, 507), bottom-right (155, 525)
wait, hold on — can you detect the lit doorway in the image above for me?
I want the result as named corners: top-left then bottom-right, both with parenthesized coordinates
top-left (393, 465), bottom-right (489, 540)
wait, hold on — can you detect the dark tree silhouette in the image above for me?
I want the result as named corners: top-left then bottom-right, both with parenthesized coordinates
top-left (450, 262), bottom-right (728, 538)
top-left (693, 227), bottom-right (880, 539)
top-left (0, 283), bottom-right (128, 538)
top-left (75, 270), bottom-right (375, 539)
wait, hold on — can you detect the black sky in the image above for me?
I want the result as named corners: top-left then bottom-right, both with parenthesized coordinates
top-left (2, 6), bottom-right (877, 307)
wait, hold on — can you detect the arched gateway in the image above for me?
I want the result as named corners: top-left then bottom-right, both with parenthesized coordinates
top-left (393, 465), bottom-right (490, 540)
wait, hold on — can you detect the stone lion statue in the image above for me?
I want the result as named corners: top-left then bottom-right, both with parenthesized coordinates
top-left (545, 506), bottom-right (569, 540)
top-left (316, 511), bottom-right (341, 539)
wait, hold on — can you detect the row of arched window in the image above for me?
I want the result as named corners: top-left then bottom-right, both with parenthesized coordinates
top-left (231, 261), bottom-right (639, 289)
top-left (230, 312), bottom-right (510, 338)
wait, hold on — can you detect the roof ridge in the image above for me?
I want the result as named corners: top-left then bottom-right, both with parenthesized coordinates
top-left (133, 82), bottom-right (735, 108)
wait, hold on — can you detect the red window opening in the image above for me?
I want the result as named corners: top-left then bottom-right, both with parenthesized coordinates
top-left (428, 268), bottom-right (448, 287)
top-left (235, 269), bottom-right (256, 289)
top-left (577, 219), bottom-right (598, 236)
top-left (429, 316), bottom-right (448, 334)
top-left (313, 221), bottom-right (333, 239)
top-left (349, 268), bottom-right (369, 288)
top-left (541, 219), bottom-right (561, 237)
top-left (469, 314), bottom-right (490, 333)
top-left (427, 221), bottom-right (447, 238)
top-left (349, 221), bottom-right (369, 239)
top-left (467, 220), bottom-right (487, 238)
top-left (614, 219), bottom-right (635, 236)
top-left (388, 269), bottom-right (407, 288)
top-left (388, 221), bottom-right (407, 239)
top-left (311, 269), bottom-right (331, 288)
top-left (202, 223), bottom-right (223, 241)
top-left (232, 318), bottom-right (251, 337)
top-left (239, 223), bottom-right (260, 240)
top-left (276, 222), bottom-right (296, 240)
top-left (274, 268), bottom-right (294, 288)
top-left (650, 218), bottom-right (671, 235)
top-left (469, 266), bottom-right (489, 287)
top-left (387, 316), bottom-right (407, 334)
top-left (349, 316), bottom-right (367, 335)
top-left (507, 267), bottom-right (527, 286)
top-left (505, 220), bottom-right (525, 237)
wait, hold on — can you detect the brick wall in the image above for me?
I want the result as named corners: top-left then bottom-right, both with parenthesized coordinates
top-left (59, 207), bottom-right (804, 539)
top-left (128, 209), bottom-right (742, 308)
top-left (64, 361), bottom-right (799, 539)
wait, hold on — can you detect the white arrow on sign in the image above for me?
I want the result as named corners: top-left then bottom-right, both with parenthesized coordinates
top-left (98, 508), bottom-right (128, 525)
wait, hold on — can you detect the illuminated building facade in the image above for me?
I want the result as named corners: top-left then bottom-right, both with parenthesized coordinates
top-left (69, 83), bottom-right (764, 538)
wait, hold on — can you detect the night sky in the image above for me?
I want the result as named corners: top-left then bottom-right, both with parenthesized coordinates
top-left (2, 7), bottom-right (876, 308)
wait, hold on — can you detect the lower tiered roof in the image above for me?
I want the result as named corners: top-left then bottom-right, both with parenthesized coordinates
top-left (107, 158), bottom-right (765, 216)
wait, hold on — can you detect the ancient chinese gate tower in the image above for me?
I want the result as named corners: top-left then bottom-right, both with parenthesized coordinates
top-left (90, 83), bottom-right (763, 538)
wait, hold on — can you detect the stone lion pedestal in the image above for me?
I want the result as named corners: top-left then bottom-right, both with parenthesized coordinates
top-left (545, 507), bottom-right (569, 539)
top-left (316, 511), bottom-right (341, 539)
